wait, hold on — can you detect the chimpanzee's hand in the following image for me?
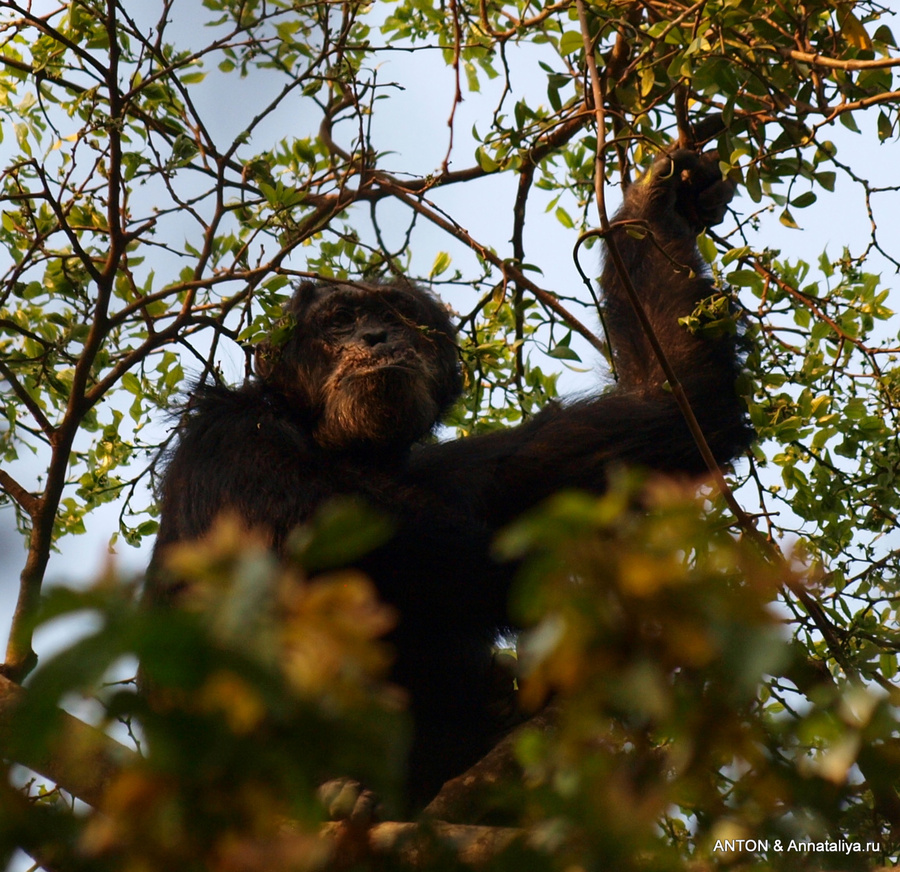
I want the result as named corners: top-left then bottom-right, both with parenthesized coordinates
top-left (647, 149), bottom-right (736, 232)
top-left (317, 778), bottom-right (382, 823)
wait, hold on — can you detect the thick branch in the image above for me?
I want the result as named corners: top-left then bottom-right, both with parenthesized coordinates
top-left (0, 675), bottom-right (138, 807)
top-left (425, 706), bottom-right (557, 823)
top-left (0, 469), bottom-right (39, 515)
top-left (783, 49), bottom-right (900, 71)
top-left (320, 820), bottom-right (522, 867)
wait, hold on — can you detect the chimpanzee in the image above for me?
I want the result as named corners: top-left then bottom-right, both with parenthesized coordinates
top-left (146, 147), bottom-right (753, 808)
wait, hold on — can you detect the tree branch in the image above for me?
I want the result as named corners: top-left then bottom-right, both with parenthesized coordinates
top-left (783, 49), bottom-right (900, 71)
top-left (0, 469), bottom-right (39, 516)
top-left (0, 675), bottom-right (138, 807)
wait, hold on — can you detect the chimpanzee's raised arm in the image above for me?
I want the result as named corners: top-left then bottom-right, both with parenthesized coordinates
top-left (411, 147), bottom-right (751, 528)
top-left (601, 148), bottom-right (738, 394)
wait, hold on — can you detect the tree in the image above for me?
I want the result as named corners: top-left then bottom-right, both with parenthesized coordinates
top-left (2, 0), bottom-right (900, 869)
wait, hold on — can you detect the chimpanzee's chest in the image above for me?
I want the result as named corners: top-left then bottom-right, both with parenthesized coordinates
top-left (308, 457), bottom-right (513, 636)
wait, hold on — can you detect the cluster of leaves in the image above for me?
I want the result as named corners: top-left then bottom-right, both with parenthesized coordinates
top-left (5, 485), bottom-right (900, 871)
top-left (501, 478), bottom-right (900, 871)
top-left (1, 505), bottom-right (406, 872)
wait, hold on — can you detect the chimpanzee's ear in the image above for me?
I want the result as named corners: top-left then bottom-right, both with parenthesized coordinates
top-left (287, 280), bottom-right (321, 316)
top-left (254, 340), bottom-right (277, 381)
top-left (254, 281), bottom-right (322, 381)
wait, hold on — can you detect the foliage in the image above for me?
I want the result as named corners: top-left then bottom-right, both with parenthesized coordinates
top-left (2, 507), bottom-right (406, 872)
top-left (501, 481), bottom-right (879, 871)
top-left (2, 0), bottom-right (900, 868)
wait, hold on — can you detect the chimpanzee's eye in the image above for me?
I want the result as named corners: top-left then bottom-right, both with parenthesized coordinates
top-left (328, 306), bottom-right (356, 332)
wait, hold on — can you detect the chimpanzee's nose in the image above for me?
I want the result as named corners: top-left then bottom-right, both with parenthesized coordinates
top-left (362, 328), bottom-right (388, 347)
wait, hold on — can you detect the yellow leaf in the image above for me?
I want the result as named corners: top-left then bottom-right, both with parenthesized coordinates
top-left (839, 9), bottom-right (873, 50)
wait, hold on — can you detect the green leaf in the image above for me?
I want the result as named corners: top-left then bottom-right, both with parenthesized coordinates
top-left (839, 112), bottom-right (861, 134)
top-left (696, 233), bottom-right (717, 264)
top-left (874, 24), bottom-right (897, 47)
top-left (559, 31), bottom-right (584, 56)
top-left (727, 269), bottom-right (762, 288)
top-left (475, 145), bottom-right (498, 172)
top-left (548, 344), bottom-right (581, 361)
top-left (838, 8), bottom-right (873, 50)
top-left (722, 246), bottom-right (751, 266)
top-left (291, 499), bottom-right (394, 572)
top-left (790, 191), bottom-right (817, 209)
top-left (815, 171), bottom-right (836, 192)
top-left (121, 372), bottom-right (142, 395)
top-left (14, 122), bottom-right (31, 157)
top-left (745, 168), bottom-right (762, 203)
top-left (429, 251), bottom-right (451, 278)
top-left (555, 206), bottom-right (574, 229)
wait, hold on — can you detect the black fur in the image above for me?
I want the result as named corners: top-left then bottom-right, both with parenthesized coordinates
top-left (147, 148), bottom-right (752, 807)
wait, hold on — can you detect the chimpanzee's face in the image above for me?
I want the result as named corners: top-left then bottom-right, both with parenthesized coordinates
top-left (270, 282), bottom-right (461, 451)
